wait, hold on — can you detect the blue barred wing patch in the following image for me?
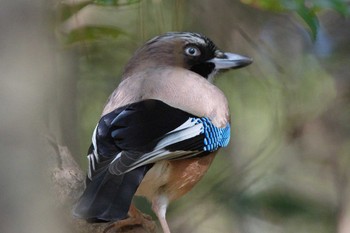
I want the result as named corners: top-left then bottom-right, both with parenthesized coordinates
top-left (197, 117), bottom-right (230, 151)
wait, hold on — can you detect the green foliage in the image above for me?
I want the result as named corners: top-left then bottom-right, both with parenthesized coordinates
top-left (241, 0), bottom-right (350, 39)
top-left (64, 26), bottom-right (125, 44)
top-left (59, 0), bottom-right (140, 45)
top-left (295, 1), bottom-right (319, 41)
top-left (94, 0), bottom-right (140, 6)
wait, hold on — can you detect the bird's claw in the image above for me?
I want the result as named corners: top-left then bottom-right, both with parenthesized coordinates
top-left (103, 214), bottom-right (156, 233)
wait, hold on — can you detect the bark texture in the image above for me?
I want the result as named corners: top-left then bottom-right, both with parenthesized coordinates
top-left (48, 139), bottom-right (156, 233)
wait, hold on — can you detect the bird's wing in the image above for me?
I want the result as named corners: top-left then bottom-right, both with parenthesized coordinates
top-left (88, 99), bottom-right (230, 178)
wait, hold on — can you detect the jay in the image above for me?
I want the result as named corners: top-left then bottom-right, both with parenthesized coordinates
top-left (73, 32), bottom-right (252, 233)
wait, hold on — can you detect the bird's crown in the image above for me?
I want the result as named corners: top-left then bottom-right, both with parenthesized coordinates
top-left (145, 32), bottom-right (217, 52)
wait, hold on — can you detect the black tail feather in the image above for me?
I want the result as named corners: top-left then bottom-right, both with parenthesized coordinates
top-left (73, 165), bottom-right (151, 222)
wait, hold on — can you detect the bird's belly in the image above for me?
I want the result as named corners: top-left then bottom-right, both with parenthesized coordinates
top-left (135, 153), bottom-right (216, 202)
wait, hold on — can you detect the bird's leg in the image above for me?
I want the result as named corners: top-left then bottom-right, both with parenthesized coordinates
top-left (103, 204), bottom-right (156, 233)
top-left (152, 196), bottom-right (171, 233)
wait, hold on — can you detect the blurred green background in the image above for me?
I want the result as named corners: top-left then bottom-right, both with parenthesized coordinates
top-left (1, 0), bottom-right (350, 233)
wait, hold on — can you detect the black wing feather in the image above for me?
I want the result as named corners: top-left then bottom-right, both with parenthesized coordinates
top-left (74, 99), bottom-right (216, 222)
top-left (110, 99), bottom-right (193, 152)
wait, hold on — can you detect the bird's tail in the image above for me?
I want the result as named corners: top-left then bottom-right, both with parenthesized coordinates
top-left (73, 166), bottom-right (150, 222)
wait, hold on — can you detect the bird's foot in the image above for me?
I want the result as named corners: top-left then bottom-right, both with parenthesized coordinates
top-left (103, 207), bottom-right (156, 233)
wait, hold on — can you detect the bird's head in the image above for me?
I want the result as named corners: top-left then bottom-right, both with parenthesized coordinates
top-left (123, 32), bottom-right (252, 81)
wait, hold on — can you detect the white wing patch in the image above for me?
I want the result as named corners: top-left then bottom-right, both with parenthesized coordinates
top-left (87, 125), bottom-right (98, 180)
top-left (108, 118), bottom-right (204, 175)
top-left (91, 124), bottom-right (98, 153)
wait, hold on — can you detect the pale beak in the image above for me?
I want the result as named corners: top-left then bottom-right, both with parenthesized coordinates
top-left (208, 52), bottom-right (252, 70)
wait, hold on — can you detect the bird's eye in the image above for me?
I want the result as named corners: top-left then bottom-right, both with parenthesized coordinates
top-left (185, 46), bottom-right (201, 56)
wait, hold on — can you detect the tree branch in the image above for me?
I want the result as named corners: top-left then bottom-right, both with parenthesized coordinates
top-left (47, 139), bottom-right (155, 233)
